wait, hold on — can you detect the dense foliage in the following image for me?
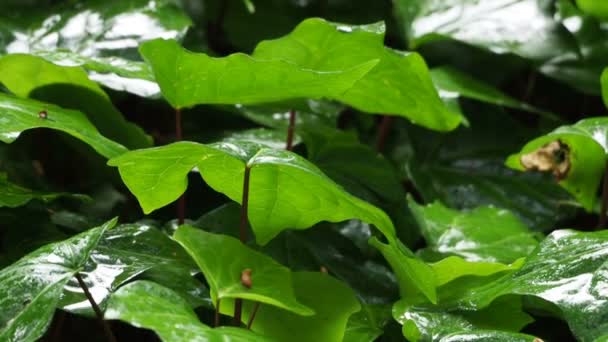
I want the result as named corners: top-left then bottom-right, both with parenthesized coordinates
top-left (1, 0), bottom-right (608, 341)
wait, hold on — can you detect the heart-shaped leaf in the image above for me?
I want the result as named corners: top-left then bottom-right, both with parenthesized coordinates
top-left (252, 18), bottom-right (461, 131)
top-left (0, 92), bottom-right (128, 159)
top-left (105, 280), bottom-right (269, 342)
top-left (173, 226), bottom-right (313, 315)
top-left (0, 54), bottom-right (151, 149)
top-left (0, 218), bottom-right (116, 341)
top-left (506, 117), bottom-right (608, 210)
top-left (139, 38), bottom-right (378, 110)
top-left (108, 141), bottom-right (396, 244)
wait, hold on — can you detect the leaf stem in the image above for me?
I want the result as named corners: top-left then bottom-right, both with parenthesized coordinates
top-left (176, 108), bottom-right (186, 225)
top-left (286, 109), bottom-right (296, 151)
top-left (239, 166), bottom-right (251, 243)
top-left (214, 298), bottom-right (221, 327)
top-left (75, 273), bottom-right (116, 342)
top-left (598, 161), bottom-right (608, 229)
top-left (376, 115), bottom-right (393, 152)
top-left (246, 302), bottom-right (261, 329)
top-left (233, 299), bottom-right (243, 326)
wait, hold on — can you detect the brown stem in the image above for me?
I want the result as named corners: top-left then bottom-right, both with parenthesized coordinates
top-left (214, 298), bottom-right (221, 327)
top-left (598, 161), bottom-right (608, 229)
top-left (75, 273), bottom-right (116, 342)
top-left (233, 299), bottom-right (243, 326)
top-left (246, 302), bottom-right (261, 329)
top-left (286, 109), bottom-right (296, 151)
top-left (50, 310), bottom-right (66, 342)
top-left (376, 115), bottom-right (393, 152)
top-left (175, 108), bottom-right (186, 225)
top-left (239, 166), bottom-right (251, 243)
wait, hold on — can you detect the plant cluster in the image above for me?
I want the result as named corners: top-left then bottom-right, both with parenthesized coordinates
top-left (1, 0), bottom-right (608, 341)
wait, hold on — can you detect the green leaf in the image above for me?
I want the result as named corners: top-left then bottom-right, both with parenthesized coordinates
top-left (343, 304), bottom-right (392, 342)
top-left (456, 229), bottom-right (608, 341)
top-left (602, 68), bottom-right (608, 108)
top-left (0, 218), bottom-right (116, 342)
top-left (431, 257), bottom-right (524, 288)
top-left (394, 0), bottom-right (577, 61)
top-left (394, 296), bottom-right (534, 342)
top-left (59, 222), bottom-right (198, 315)
top-left (506, 117), bottom-right (608, 211)
top-left (138, 38), bottom-right (378, 109)
top-left (576, 0), bottom-right (608, 19)
top-left (252, 18), bottom-right (461, 131)
top-left (0, 92), bottom-right (128, 159)
top-left (408, 198), bottom-right (539, 263)
top-left (0, 54), bottom-right (151, 149)
top-left (105, 280), bottom-right (269, 342)
top-left (0, 172), bottom-right (87, 208)
top-left (369, 238), bottom-right (437, 304)
top-left (173, 226), bottom-right (313, 315)
top-left (108, 141), bottom-right (396, 244)
top-left (239, 272), bottom-right (361, 342)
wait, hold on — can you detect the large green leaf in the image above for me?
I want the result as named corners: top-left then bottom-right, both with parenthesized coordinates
top-left (506, 117), bottom-right (608, 211)
top-left (0, 218), bottom-right (116, 342)
top-left (408, 198), bottom-right (539, 263)
top-left (173, 226), bottom-right (313, 315)
top-left (394, 0), bottom-right (577, 61)
top-left (105, 281), bottom-right (268, 342)
top-left (455, 229), bottom-right (608, 341)
top-left (0, 54), bottom-right (151, 148)
top-left (0, 172), bottom-right (87, 208)
top-left (394, 296), bottom-right (534, 342)
top-left (138, 38), bottom-right (378, 110)
top-left (343, 304), bottom-right (392, 342)
top-left (59, 222), bottom-right (199, 315)
top-left (238, 272), bottom-right (360, 342)
top-left (0, 0), bottom-right (191, 96)
top-left (252, 18), bottom-right (461, 131)
top-left (108, 141), bottom-right (396, 244)
top-left (0, 92), bottom-right (127, 159)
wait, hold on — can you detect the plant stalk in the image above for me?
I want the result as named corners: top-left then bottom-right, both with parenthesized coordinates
top-left (599, 161), bottom-right (608, 229)
top-left (246, 302), bottom-right (261, 329)
top-left (234, 166), bottom-right (252, 325)
top-left (214, 299), bottom-right (221, 327)
top-left (75, 273), bottom-right (116, 342)
top-left (286, 109), bottom-right (296, 151)
top-left (376, 115), bottom-right (393, 152)
top-left (176, 108), bottom-right (186, 225)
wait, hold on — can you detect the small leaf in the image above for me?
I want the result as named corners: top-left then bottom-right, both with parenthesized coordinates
top-left (173, 226), bottom-right (313, 315)
top-left (105, 281), bottom-right (269, 342)
top-left (0, 172), bottom-right (88, 208)
top-left (0, 92), bottom-right (128, 159)
top-left (408, 198), bottom-right (539, 263)
top-left (506, 117), bottom-right (608, 210)
top-left (239, 272), bottom-right (361, 342)
top-left (139, 38), bottom-right (378, 110)
top-left (343, 304), bottom-right (392, 342)
top-left (108, 141), bottom-right (396, 244)
top-left (0, 218), bottom-right (116, 341)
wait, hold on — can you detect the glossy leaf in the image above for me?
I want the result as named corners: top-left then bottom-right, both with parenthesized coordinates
top-left (108, 141), bottom-right (396, 244)
top-left (0, 172), bottom-right (87, 208)
top-left (173, 226), bottom-right (313, 315)
top-left (343, 304), bottom-right (392, 342)
top-left (0, 92), bottom-right (128, 159)
top-left (253, 18), bottom-right (461, 131)
top-left (139, 38), bottom-right (378, 109)
top-left (0, 0), bottom-right (191, 96)
top-left (431, 257), bottom-right (523, 288)
top-left (0, 218), bottom-right (116, 341)
top-left (105, 281), bottom-right (268, 342)
top-left (0, 54), bottom-right (151, 148)
top-left (59, 222), bottom-right (198, 314)
top-left (394, 0), bottom-right (577, 61)
top-left (506, 117), bottom-right (608, 211)
top-left (456, 229), bottom-right (608, 341)
top-left (239, 272), bottom-right (360, 342)
top-left (408, 198), bottom-right (538, 263)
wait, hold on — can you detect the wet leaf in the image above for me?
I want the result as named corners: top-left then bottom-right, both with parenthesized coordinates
top-left (139, 38), bottom-right (378, 110)
top-left (507, 117), bottom-right (608, 210)
top-left (238, 272), bottom-right (360, 342)
top-left (0, 218), bottom-right (116, 341)
top-left (343, 304), bottom-right (392, 342)
top-left (0, 54), bottom-right (151, 148)
top-left (105, 280), bottom-right (269, 342)
top-left (408, 198), bottom-right (539, 263)
top-left (253, 18), bottom-right (461, 131)
top-left (0, 92), bottom-right (128, 159)
top-left (108, 141), bottom-right (396, 244)
top-left (173, 226), bottom-right (313, 315)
